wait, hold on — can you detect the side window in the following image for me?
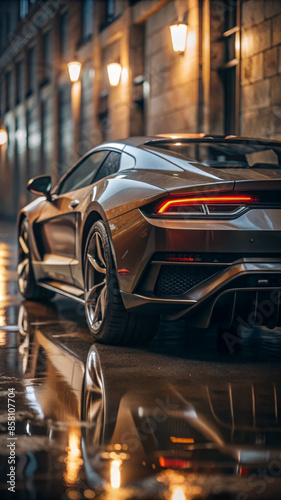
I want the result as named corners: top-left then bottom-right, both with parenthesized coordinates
top-left (59, 150), bottom-right (108, 194)
top-left (94, 151), bottom-right (121, 182)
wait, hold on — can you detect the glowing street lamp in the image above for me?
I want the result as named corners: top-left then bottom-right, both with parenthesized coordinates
top-left (169, 23), bottom-right (188, 54)
top-left (107, 63), bottom-right (122, 87)
top-left (67, 61), bottom-right (82, 82)
top-left (0, 129), bottom-right (8, 146)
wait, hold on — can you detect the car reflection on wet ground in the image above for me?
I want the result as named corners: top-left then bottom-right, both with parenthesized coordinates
top-left (1, 222), bottom-right (281, 499)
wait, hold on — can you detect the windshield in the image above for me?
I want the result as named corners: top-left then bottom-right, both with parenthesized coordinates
top-left (144, 141), bottom-right (281, 168)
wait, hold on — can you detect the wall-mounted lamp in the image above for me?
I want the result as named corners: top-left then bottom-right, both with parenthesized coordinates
top-left (169, 23), bottom-right (188, 54)
top-left (0, 129), bottom-right (8, 146)
top-left (107, 63), bottom-right (122, 87)
top-left (67, 61), bottom-right (82, 82)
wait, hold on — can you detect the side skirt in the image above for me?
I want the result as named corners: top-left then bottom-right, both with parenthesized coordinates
top-left (39, 280), bottom-right (85, 304)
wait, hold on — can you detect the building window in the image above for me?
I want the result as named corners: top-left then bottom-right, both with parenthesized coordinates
top-left (0, 17), bottom-right (5, 48)
top-left (19, 0), bottom-right (29, 18)
top-left (105, 0), bottom-right (115, 19)
top-left (5, 124), bottom-right (11, 158)
top-left (41, 99), bottom-right (53, 175)
top-left (5, 71), bottom-right (12, 111)
top-left (42, 31), bottom-right (51, 83)
top-left (4, 11), bottom-right (10, 39)
top-left (16, 61), bottom-right (23, 104)
top-left (98, 92), bottom-right (109, 143)
top-left (221, 0), bottom-right (240, 135)
top-left (81, 0), bottom-right (93, 42)
top-left (100, 0), bottom-right (116, 30)
top-left (223, 67), bottom-right (236, 135)
top-left (60, 12), bottom-right (68, 59)
top-left (27, 46), bottom-right (36, 96)
top-left (58, 84), bottom-right (73, 176)
top-left (79, 62), bottom-right (94, 155)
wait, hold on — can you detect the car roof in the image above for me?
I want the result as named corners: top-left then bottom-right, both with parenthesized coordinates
top-left (111, 133), bottom-right (281, 148)
top-left (86, 134), bottom-right (281, 160)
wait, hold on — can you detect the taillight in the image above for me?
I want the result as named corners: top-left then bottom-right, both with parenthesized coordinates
top-left (154, 194), bottom-right (258, 217)
top-left (159, 457), bottom-right (190, 468)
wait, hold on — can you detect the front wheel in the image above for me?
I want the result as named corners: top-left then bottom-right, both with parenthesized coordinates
top-left (84, 221), bottom-right (159, 345)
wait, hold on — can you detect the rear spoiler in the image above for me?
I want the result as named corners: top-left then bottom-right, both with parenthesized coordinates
top-left (234, 179), bottom-right (281, 192)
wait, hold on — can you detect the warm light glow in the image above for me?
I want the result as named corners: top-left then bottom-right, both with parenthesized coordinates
top-left (186, 29), bottom-right (196, 50)
top-left (242, 32), bottom-right (252, 58)
top-left (66, 490), bottom-right (81, 500)
top-left (171, 486), bottom-right (186, 500)
top-left (0, 331), bottom-right (7, 345)
top-left (121, 67), bottom-right (129, 85)
top-left (110, 459), bottom-right (121, 489)
top-left (0, 129), bottom-right (8, 145)
top-left (169, 23), bottom-right (188, 53)
top-left (156, 133), bottom-right (206, 139)
top-left (170, 436), bottom-right (195, 444)
top-left (64, 427), bottom-right (83, 485)
top-left (67, 61), bottom-right (82, 82)
top-left (107, 63), bottom-right (122, 86)
top-left (157, 195), bottom-right (257, 213)
top-left (84, 490), bottom-right (96, 499)
top-left (0, 247), bottom-right (8, 315)
top-left (71, 81), bottom-right (81, 122)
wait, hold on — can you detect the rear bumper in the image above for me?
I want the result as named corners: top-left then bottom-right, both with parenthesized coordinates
top-left (110, 207), bottom-right (281, 328)
top-left (121, 261), bottom-right (281, 328)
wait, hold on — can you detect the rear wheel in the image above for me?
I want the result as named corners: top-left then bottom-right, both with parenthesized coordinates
top-left (17, 219), bottom-right (55, 301)
top-left (84, 221), bottom-right (159, 344)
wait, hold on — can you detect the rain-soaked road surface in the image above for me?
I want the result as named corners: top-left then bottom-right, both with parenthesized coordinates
top-left (1, 221), bottom-right (281, 500)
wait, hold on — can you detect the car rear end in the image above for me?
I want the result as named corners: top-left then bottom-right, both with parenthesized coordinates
top-left (112, 138), bottom-right (281, 331)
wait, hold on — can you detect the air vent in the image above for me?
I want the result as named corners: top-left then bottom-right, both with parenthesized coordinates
top-left (155, 265), bottom-right (224, 296)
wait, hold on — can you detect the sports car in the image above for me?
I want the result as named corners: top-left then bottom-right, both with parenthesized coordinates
top-left (17, 134), bottom-right (281, 344)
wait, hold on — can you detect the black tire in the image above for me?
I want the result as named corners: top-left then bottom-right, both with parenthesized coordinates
top-left (17, 219), bottom-right (55, 301)
top-left (84, 220), bottom-right (159, 345)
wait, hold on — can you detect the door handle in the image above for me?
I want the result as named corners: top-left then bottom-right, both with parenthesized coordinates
top-left (69, 199), bottom-right (80, 209)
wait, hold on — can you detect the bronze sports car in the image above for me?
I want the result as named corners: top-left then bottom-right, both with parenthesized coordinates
top-left (17, 134), bottom-right (281, 344)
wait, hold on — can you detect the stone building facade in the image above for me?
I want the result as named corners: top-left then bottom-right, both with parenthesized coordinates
top-left (0, 0), bottom-right (281, 218)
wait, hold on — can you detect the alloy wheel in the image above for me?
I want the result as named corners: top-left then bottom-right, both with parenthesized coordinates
top-left (18, 224), bottom-right (30, 294)
top-left (85, 231), bottom-right (108, 332)
top-left (83, 347), bottom-right (106, 449)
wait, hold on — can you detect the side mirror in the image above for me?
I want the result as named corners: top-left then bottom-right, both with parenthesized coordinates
top-left (27, 175), bottom-right (52, 201)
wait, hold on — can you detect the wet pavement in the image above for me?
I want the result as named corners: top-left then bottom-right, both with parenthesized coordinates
top-left (1, 221), bottom-right (281, 499)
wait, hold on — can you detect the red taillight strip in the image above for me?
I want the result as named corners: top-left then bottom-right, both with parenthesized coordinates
top-left (167, 257), bottom-right (195, 262)
top-left (157, 195), bottom-right (257, 214)
top-left (159, 457), bottom-right (190, 468)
